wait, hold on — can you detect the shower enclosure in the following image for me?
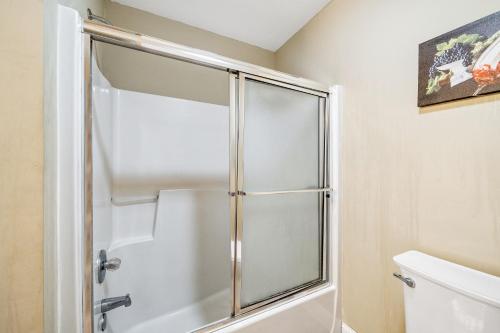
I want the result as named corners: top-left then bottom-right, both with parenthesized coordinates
top-left (53, 6), bottom-right (339, 333)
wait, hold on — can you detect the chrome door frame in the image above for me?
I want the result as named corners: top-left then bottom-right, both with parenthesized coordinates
top-left (82, 24), bottom-right (332, 333)
top-left (229, 72), bottom-right (238, 316)
top-left (83, 35), bottom-right (94, 333)
top-left (233, 73), bottom-right (330, 315)
top-left (83, 20), bottom-right (329, 94)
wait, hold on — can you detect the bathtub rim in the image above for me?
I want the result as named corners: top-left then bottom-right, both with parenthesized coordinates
top-left (193, 282), bottom-right (336, 333)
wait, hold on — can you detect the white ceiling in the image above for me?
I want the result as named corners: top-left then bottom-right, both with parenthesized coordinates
top-left (111, 0), bottom-right (331, 51)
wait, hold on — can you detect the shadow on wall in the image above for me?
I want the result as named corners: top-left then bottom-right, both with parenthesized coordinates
top-left (420, 93), bottom-right (499, 114)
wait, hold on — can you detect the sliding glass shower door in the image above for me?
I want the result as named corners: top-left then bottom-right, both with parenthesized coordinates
top-left (234, 75), bottom-right (329, 313)
top-left (85, 34), bottom-right (330, 333)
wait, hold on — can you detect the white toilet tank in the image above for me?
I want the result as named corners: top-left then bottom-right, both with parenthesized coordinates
top-left (394, 251), bottom-right (500, 333)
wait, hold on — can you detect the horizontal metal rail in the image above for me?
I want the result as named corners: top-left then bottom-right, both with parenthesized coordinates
top-left (240, 188), bottom-right (332, 196)
top-left (111, 188), bottom-right (228, 206)
top-left (111, 188), bottom-right (333, 204)
top-left (243, 73), bottom-right (328, 97)
top-left (82, 20), bottom-right (330, 93)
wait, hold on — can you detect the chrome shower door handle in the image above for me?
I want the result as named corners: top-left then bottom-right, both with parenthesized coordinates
top-left (393, 273), bottom-right (416, 288)
top-left (104, 257), bottom-right (121, 271)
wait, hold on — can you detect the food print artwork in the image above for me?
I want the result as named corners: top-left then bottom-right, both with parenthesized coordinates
top-left (418, 11), bottom-right (500, 107)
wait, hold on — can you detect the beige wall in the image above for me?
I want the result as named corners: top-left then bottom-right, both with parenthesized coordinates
top-left (100, 1), bottom-right (276, 105)
top-left (0, 1), bottom-right (44, 332)
top-left (276, 1), bottom-right (500, 332)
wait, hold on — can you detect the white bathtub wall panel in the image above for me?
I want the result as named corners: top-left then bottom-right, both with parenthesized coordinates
top-left (112, 89), bottom-right (229, 200)
top-left (109, 202), bottom-right (156, 249)
top-left (105, 190), bottom-right (231, 333)
top-left (126, 289), bottom-right (231, 333)
top-left (92, 57), bottom-right (116, 333)
top-left (109, 88), bottom-right (229, 248)
top-left (92, 58), bottom-right (114, 252)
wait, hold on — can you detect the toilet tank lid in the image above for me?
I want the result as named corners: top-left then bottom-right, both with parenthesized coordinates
top-left (394, 251), bottom-right (500, 308)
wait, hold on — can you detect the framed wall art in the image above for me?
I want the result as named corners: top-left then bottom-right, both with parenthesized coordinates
top-left (418, 11), bottom-right (500, 107)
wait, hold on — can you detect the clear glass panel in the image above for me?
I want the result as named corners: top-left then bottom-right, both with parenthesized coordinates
top-left (92, 42), bottom-right (231, 333)
top-left (243, 80), bottom-right (320, 192)
top-left (240, 193), bottom-right (321, 307)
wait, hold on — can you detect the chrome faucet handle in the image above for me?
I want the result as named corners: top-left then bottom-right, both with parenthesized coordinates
top-left (97, 249), bottom-right (122, 283)
top-left (104, 257), bottom-right (121, 271)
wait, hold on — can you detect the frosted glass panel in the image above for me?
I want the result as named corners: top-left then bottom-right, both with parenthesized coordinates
top-left (240, 79), bottom-right (323, 307)
top-left (244, 80), bottom-right (320, 191)
top-left (240, 193), bottom-right (321, 307)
